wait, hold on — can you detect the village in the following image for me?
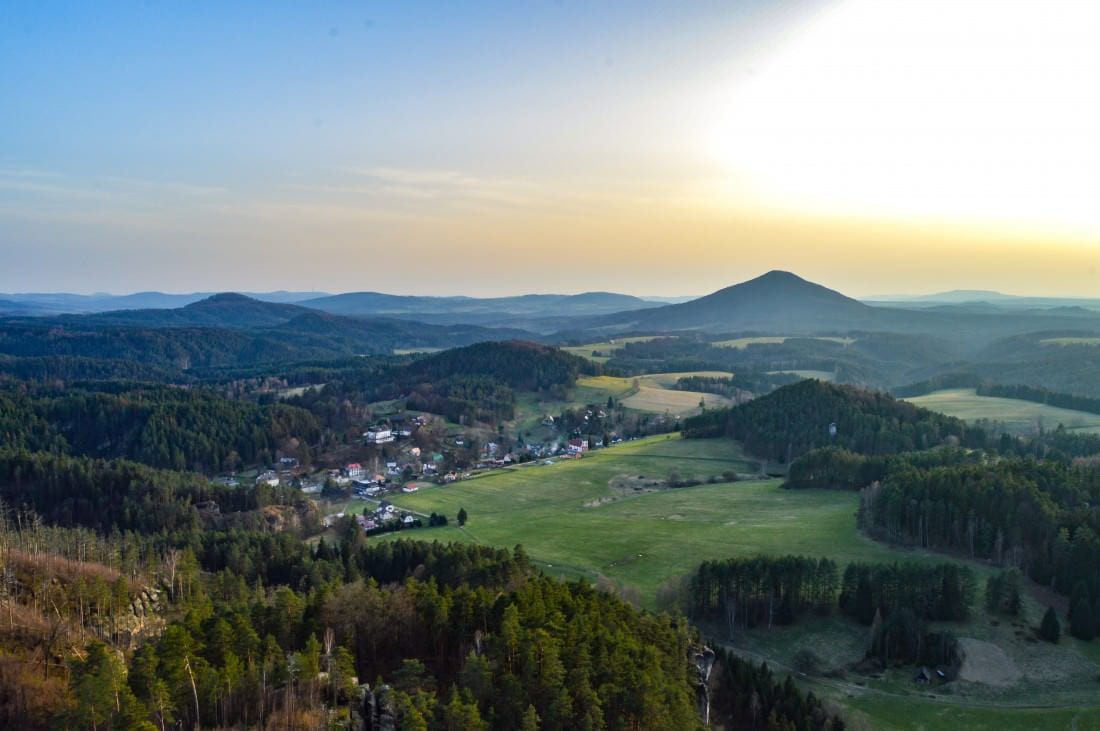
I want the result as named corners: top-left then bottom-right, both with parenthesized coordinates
top-left (216, 405), bottom-right (634, 538)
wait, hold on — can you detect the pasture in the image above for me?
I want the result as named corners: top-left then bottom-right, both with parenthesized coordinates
top-left (713, 335), bottom-right (855, 349)
top-left (561, 336), bottom-right (660, 363)
top-left (383, 434), bottom-right (1100, 729)
top-left (388, 435), bottom-right (953, 602)
top-left (905, 388), bottom-right (1100, 433)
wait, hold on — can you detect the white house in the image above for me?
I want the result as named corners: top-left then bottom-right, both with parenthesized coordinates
top-left (364, 427), bottom-right (395, 444)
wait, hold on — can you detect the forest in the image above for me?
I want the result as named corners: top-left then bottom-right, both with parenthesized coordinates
top-left (682, 380), bottom-right (972, 462)
top-left (0, 384), bottom-right (320, 473)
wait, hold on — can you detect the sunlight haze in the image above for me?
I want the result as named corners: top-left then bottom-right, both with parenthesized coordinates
top-left (3, 0), bottom-right (1099, 296)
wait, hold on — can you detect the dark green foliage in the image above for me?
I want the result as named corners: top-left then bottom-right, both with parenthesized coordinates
top-left (859, 459), bottom-right (1100, 602)
top-left (689, 555), bottom-right (839, 627)
top-left (785, 446), bottom-right (974, 490)
top-left (1069, 583), bottom-right (1098, 641)
top-left (673, 373), bottom-right (796, 399)
top-left (683, 380), bottom-right (969, 462)
top-left (866, 608), bottom-right (961, 670)
top-left (0, 450), bottom-right (293, 534)
top-left (839, 563), bottom-right (975, 624)
top-left (985, 569), bottom-right (1024, 616)
top-left (0, 382), bottom-right (319, 473)
top-left (125, 540), bottom-right (704, 731)
top-left (708, 648), bottom-right (845, 731)
top-left (457, 507), bottom-right (468, 526)
top-left (1040, 606), bottom-right (1062, 643)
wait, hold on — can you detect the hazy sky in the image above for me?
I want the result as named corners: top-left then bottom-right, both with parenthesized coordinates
top-left (3, 1), bottom-right (1100, 297)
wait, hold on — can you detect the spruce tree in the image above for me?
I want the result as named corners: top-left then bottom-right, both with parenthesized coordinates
top-left (1040, 606), bottom-right (1061, 643)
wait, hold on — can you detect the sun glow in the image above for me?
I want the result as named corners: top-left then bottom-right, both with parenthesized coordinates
top-left (704, 0), bottom-right (1100, 234)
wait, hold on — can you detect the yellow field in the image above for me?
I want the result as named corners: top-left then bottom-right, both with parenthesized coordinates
top-left (575, 372), bottom-right (734, 415)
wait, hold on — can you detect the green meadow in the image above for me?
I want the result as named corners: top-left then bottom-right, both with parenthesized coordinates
top-left (384, 434), bottom-right (1100, 730)
top-left (388, 436), bottom-right (961, 600)
top-left (905, 388), bottom-right (1100, 433)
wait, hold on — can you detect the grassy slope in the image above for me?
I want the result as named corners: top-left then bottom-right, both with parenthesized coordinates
top-left (388, 436), bottom-right (954, 599)
top-left (906, 388), bottom-right (1100, 433)
top-left (384, 435), bottom-right (1100, 730)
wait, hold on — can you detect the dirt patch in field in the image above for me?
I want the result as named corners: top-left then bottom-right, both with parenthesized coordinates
top-left (957, 638), bottom-right (1021, 687)
top-left (609, 474), bottom-right (665, 492)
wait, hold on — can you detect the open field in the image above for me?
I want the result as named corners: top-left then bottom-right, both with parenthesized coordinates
top-left (561, 336), bottom-right (661, 363)
top-left (1040, 337), bottom-right (1100, 347)
top-left (383, 435), bottom-right (1100, 729)
top-left (905, 388), bottom-right (1100, 433)
top-left (576, 372), bottom-right (735, 415)
top-left (388, 436), bottom-right (957, 601)
top-left (509, 372), bottom-right (735, 439)
top-left (713, 335), bottom-right (855, 349)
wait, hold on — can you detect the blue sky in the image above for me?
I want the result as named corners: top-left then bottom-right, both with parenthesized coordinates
top-left (4, 1), bottom-right (1100, 296)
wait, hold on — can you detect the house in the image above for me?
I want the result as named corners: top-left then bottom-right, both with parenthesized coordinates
top-left (300, 482), bottom-right (322, 495)
top-left (566, 438), bottom-right (588, 455)
top-left (256, 471), bottom-right (280, 487)
top-left (402, 484), bottom-right (419, 493)
top-left (345, 463), bottom-right (365, 479)
top-left (542, 415), bottom-right (556, 426)
top-left (914, 667), bottom-right (932, 685)
top-left (409, 447), bottom-right (422, 458)
top-left (364, 427), bottom-right (395, 444)
top-left (196, 500), bottom-right (220, 515)
top-left (279, 456), bottom-right (299, 469)
top-left (402, 514), bottom-right (417, 526)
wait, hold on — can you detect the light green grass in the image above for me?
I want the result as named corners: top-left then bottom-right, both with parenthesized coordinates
top-left (713, 336), bottom-right (855, 349)
top-left (386, 436), bottom-right (946, 601)
top-left (906, 388), bottom-right (1100, 433)
top-left (380, 435), bottom-right (1100, 728)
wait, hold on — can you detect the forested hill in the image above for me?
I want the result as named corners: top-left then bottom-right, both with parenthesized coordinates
top-left (0, 308), bottom-right (532, 375)
top-left (682, 379), bottom-right (970, 462)
top-left (293, 341), bottom-right (600, 427)
top-left (0, 385), bottom-right (320, 473)
top-left (402, 340), bottom-right (597, 391)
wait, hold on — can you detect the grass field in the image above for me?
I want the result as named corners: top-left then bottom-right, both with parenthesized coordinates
top-left (382, 435), bottom-right (1100, 729)
top-left (905, 388), bottom-right (1100, 434)
top-left (561, 336), bottom-right (660, 363)
top-left (713, 336), bottom-right (855, 349)
top-left (388, 436), bottom-right (952, 601)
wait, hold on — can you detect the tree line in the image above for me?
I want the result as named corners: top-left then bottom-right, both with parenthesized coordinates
top-left (682, 380), bottom-right (972, 463)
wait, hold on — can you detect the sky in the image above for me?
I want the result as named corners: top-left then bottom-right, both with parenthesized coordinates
top-left (3, 0), bottom-right (1100, 298)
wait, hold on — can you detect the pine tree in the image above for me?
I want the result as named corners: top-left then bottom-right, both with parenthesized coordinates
top-left (457, 507), bottom-right (468, 527)
top-left (1040, 606), bottom-right (1061, 643)
top-left (1070, 597), bottom-right (1096, 640)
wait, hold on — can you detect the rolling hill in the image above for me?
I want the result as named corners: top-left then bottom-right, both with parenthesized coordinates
top-left (582, 270), bottom-right (1100, 347)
